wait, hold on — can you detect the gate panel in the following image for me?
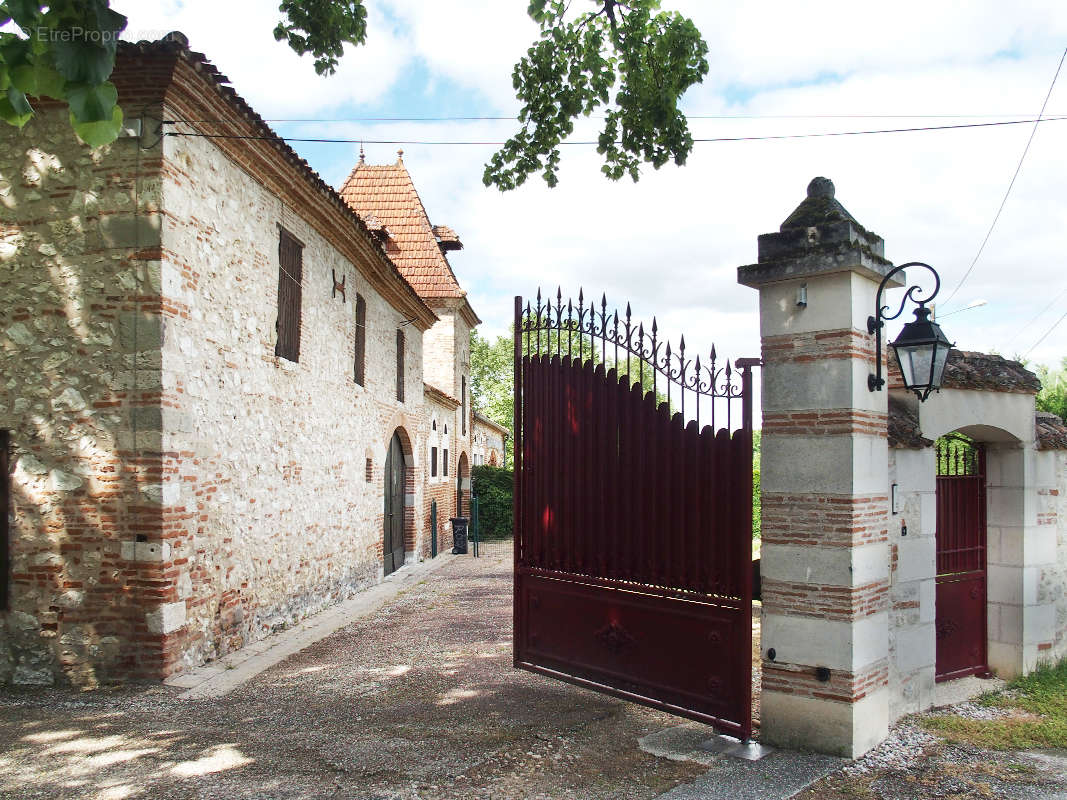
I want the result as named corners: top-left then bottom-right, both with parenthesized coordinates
top-left (935, 435), bottom-right (987, 682)
top-left (513, 291), bottom-right (757, 738)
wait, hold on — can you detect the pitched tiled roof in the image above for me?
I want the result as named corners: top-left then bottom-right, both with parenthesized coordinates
top-left (940, 350), bottom-right (1041, 394)
top-left (888, 397), bottom-right (932, 449)
top-left (339, 154), bottom-right (465, 299)
top-left (1037, 412), bottom-right (1067, 450)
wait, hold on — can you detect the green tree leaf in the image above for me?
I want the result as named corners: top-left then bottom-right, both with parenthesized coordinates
top-left (0, 86), bottom-right (33, 126)
top-left (274, 0), bottom-right (367, 76)
top-left (484, 0), bottom-right (707, 190)
top-left (70, 103), bottom-right (122, 147)
top-left (65, 79), bottom-right (117, 123)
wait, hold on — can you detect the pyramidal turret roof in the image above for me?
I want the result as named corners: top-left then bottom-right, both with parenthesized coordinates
top-left (339, 150), bottom-right (465, 300)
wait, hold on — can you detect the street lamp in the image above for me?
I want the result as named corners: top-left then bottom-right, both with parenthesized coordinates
top-left (868, 262), bottom-right (955, 402)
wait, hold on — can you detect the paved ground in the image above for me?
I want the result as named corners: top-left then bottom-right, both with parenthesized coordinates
top-left (3, 540), bottom-right (1065, 800)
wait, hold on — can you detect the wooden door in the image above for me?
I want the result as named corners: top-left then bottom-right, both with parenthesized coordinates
top-left (383, 432), bottom-right (406, 575)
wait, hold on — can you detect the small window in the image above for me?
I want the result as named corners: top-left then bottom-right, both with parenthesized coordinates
top-left (432, 420), bottom-right (437, 431)
top-left (431, 446), bottom-right (438, 477)
top-left (461, 376), bottom-right (467, 435)
top-left (443, 449), bottom-right (449, 476)
top-left (365, 458), bottom-right (373, 482)
top-left (354, 293), bottom-right (366, 385)
top-left (396, 329), bottom-right (405, 402)
top-left (275, 228), bottom-right (303, 362)
top-left (1, 430), bottom-right (9, 612)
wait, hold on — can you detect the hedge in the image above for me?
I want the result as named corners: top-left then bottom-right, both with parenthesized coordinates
top-left (471, 465), bottom-right (513, 539)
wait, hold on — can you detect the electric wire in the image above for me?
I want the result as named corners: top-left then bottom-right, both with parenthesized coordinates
top-left (163, 111), bottom-right (1067, 124)
top-left (1006, 285), bottom-right (1067, 346)
top-left (1024, 309), bottom-right (1067, 358)
top-left (942, 47), bottom-right (1067, 308)
top-left (162, 114), bottom-right (1067, 146)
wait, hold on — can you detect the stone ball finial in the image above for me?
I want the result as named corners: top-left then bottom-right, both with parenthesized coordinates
top-left (807, 177), bottom-right (835, 199)
top-left (162, 31), bottom-right (189, 48)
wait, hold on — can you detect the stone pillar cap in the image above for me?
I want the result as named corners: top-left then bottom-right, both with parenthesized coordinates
top-left (738, 177), bottom-right (901, 289)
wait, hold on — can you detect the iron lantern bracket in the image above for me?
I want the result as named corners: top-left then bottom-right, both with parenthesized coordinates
top-left (867, 261), bottom-right (944, 394)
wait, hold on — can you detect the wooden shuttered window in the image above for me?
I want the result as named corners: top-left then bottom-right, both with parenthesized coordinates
top-left (1, 430), bottom-right (9, 611)
top-left (275, 229), bottom-right (303, 362)
top-left (396, 329), bottom-right (405, 402)
top-left (354, 293), bottom-right (366, 385)
top-left (461, 376), bottom-right (467, 435)
top-left (431, 446), bottom-right (438, 477)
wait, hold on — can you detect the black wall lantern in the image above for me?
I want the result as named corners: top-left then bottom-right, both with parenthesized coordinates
top-left (868, 262), bottom-right (955, 402)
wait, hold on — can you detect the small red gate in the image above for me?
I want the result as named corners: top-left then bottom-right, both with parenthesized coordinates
top-left (935, 434), bottom-right (989, 682)
top-left (513, 291), bottom-right (757, 739)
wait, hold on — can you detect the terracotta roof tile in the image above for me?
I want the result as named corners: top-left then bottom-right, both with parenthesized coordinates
top-left (339, 155), bottom-right (466, 299)
top-left (941, 350), bottom-right (1041, 394)
top-left (888, 397), bottom-right (932, 450)
top-left (1037, 412), bottom-right (1067, 450)
top-left (432, 225), bottom-right (463, 252)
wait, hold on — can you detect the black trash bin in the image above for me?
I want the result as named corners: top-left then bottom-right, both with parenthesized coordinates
top-left (450, 517), bottom-right (469, 554)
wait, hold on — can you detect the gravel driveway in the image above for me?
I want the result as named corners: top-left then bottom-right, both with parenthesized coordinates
top-left (0, 540), bottom-right (710, 800)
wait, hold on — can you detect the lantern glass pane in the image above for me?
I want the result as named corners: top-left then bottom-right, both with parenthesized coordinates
top-left (930, 342), bottom-right (950, 388)
top-left (895, 343), bottom-right (933, 389)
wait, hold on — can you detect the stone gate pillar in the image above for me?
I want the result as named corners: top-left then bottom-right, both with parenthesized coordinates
top-left (738, 178), bottom-right (899, 757)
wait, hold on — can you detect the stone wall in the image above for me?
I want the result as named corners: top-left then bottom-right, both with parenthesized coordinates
top-left (0, 108), bottom-right (170, 686)
top-left (155, 108), bottom-right (433, 674)
top-left (1037, 448), bottom-right (1067, 662)
top-left (886, 447), bottom-right (937, 721)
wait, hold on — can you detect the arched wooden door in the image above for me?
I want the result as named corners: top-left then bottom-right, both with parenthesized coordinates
top-left (383, 432), bottom-right (406, 575)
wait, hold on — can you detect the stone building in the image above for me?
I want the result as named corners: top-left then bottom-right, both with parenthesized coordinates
top-left (472, 413), bottom-right (508, 467)
top-left (0, 35), bottom-right (497, 687)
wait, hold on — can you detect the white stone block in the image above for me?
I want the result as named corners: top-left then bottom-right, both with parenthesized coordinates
top-left (120, 540), bottom-right (171, 563)
top-left (162, 482), bottom-right (181, 506)
top-left (762, 611), bottom-right (887, 672)
top-left (761, 686), bottom-right (889, 758)
top-left (762, 542), bottom-right (887, 585)
top-left (988, 640), bottom-right (1022, 679)
top-left (893, 623), bottom-right (935, 674)
top-left (988, 565), bottom-right (1023, 605)
top-left (919, 493), bottom-right (936, 537)
top-left (1023, 604), bottom-right (1055, 645)
top-left (992, 602), bottom-right (1022, 645)
top-left (146, 601), bottom-right (186, 634)
top-left (1024, 527), bottom-right (1057, 566)
top-left (919, 578), bottom-right (936, 623)
top-left (896, 537), bottom-right (936, 583)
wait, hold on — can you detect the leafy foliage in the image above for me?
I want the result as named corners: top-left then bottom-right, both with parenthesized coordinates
top-left (3, 0), bottom-right (710, 189)
top-left (1035, 357), bottom-right (1067, 421)
top-left (472, 465), bottom-right (513, 540)
top-left (0, 0), bottom-right (126, 145)
top-left (483, 0), bottom-right (708, 189)
top-left (273, 0), bottom-right (367, 76)
top-left (470, 329), bottom-right (515, 463)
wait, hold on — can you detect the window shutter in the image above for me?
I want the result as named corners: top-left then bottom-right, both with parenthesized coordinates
top-left (431, 446), bottom-right (438, 477)
top-left (443, 449), bottom-right (449, 476)
top-left (275, 229), bottom-right (303, 362)
top-left (461, 376), bottom-right (467, 435)
top-left (396, 329), bottom-right (405, 402)
top-left (354, 293), bottom-right (366, 385)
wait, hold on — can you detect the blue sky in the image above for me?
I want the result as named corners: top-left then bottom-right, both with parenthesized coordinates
top-left (125, 1), bottom-right (1066, 373)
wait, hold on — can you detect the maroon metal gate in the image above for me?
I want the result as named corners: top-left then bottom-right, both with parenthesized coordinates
top-left (513, 291), bottom-right (757, 739)
top-left (935, 434), bottom-right (989, 682)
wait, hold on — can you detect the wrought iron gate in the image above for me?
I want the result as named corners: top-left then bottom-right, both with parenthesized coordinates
top-left (935, 434), bottom-right (989, 682)
top-left (513, 291), bottom-right (757, 738)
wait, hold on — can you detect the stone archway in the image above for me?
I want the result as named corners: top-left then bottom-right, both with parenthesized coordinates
top-left (383, 427), bottom-right (415, 575)
top-left (456, 452), bottom-right (469, 518)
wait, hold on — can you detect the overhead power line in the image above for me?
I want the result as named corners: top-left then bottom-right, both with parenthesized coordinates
top-left (942, 47), bottom-right (1067, 308)
top-left (165, 111), bottom-right (1067, 124)
top-left (1006, 285), bottom-right (1067, 346)
top-left (163, 114), bottom-right (1067, 146)
top-left (1025, 309), bottom-right (1067, 358)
